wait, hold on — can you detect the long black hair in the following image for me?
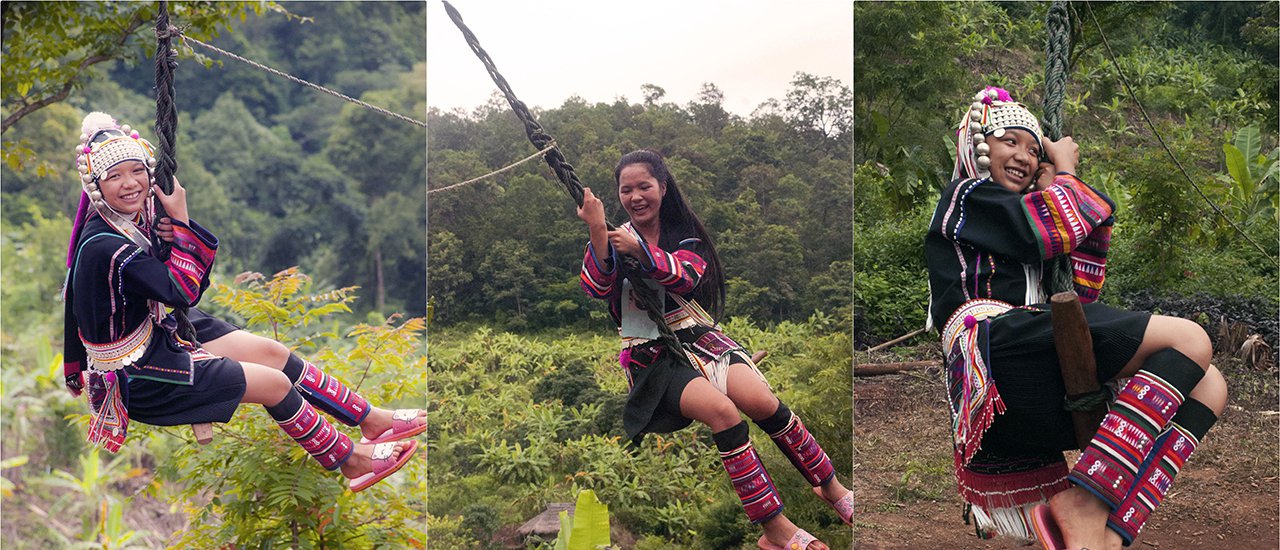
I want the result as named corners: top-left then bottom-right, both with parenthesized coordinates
top-left (614, 149), bottom-right (726, 322)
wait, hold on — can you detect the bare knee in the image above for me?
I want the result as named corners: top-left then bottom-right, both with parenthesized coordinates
top-left (242, 362), bottom-right (292, 405)
top-left (1190, 365), bottom-right (1228, 416)
top-left (254, 337), bottom-right (292, 370)
top-left (684, 394), bottom-right (742, 432)
top-left (1152, 316), bottom-right (1213, 369)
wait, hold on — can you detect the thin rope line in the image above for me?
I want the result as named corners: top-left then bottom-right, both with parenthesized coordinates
top-left (429, 141), bottom-right (557, 195)
top-left (1085, 2), bottom-right (1276, 264)
top-left (179, 34), bottom-right (426, 129)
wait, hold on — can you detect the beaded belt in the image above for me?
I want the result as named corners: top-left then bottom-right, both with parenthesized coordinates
top-left (81, 321), bottom-right (152, 372)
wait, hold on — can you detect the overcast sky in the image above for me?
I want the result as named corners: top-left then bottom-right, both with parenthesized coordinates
top-left (427, 0), bottom-right (852, 117)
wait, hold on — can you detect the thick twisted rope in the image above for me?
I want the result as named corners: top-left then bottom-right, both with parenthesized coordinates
top-left (179, 34), bottom-right (426, 129)
top-left (154, 1), bottom-right (196, 343)
top-left (441, 1), bottom-right (691, 363)
top-left (1042, 0), bottom-right (1075, 295)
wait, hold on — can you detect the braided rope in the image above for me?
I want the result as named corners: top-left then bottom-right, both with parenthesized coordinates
top-left (441, 1), bottom-right (690, 363)
top-left (1063, 386), bottom-right (1112, 412)
top-left (429, 141), bottom-right (557, 195)
top-left (179, 34), bottom-right (426, 129)
top-left (153, 2), bottom-right (195, 343)
top-left (1042, 0), bottom-right (1075, 295)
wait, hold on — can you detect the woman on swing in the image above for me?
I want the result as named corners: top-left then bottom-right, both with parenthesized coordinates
top-left (925, 87), bottom-right (1227, 550)
top-left (63, 112), bottom-right (423, 491)
top-left (576, 149), bottom-right (851, 550)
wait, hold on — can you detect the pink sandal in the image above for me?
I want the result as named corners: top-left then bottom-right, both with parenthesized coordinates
top-left (1030, 503), bottom-right (1066, 550)
top-left (758, 528), bottom-right (820, 550)
top-left (348, 440), bottom-right (418, 493)
top-left (815, 487), bottom-right (853, 526)
top-left (359, 409), bottom-right (426, 444)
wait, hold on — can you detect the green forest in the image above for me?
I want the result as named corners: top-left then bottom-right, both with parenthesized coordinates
top-left (426, 68), bottom-right (854, 546)
top-left (2, 2), bottom-right (426, 547)
top-left (854, 2), bottom-right (1278, 545)
top-left (855, 1), bottom-right (1278, 346)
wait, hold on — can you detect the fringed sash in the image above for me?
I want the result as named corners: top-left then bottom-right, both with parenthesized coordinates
top-left (941, 299), bottom-right (1014, 465)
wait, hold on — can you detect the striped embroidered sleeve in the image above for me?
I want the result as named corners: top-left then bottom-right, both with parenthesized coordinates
top-left (936, 176), bottom-right (1115, 264)
top-left (579, 241), bottom-right (617, 299)
top-left (1020, 174), bottom-right (1115, 260)
top-left (637, 237), bottom-right (707, 295)
top-left (164, 219), bottom-right (219, 305)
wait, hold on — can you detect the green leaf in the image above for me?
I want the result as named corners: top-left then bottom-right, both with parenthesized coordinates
top-left (1224, 143), bottom-right (1251, 191)
top-left (568, 490), bottom-right (610, 550)
top-left (1234, 125), bottom-right (1261, 164)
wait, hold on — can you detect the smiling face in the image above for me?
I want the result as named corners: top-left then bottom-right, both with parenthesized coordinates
top-left (985, 128), bottom-right (1041, 193)
top-left (98, 160), bottom-right (150, 215)
top-left (617, 163), bottom-right (666, 228)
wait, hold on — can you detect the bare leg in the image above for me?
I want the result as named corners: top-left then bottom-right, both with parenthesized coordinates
top-left (1056, 315), bottom-right (1225, 549)
top-left (681, 378), bottom-right (829, 550)
top-left (207, 330), bottom-right (424, 439)
top-left (724, 363), bottom-right (850, 506)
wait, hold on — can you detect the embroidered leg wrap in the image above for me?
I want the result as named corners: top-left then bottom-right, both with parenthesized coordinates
top-left (286, 354), bottom-right (371, 427)
top-left (755, 402), bottom-right (835, 487)
top-left (1068, 348), bottom-right (1204, 509)
top-left (266, 389), bottom-right (354, 471)
top-left (714, 421), bottom-right (783, 524)
top-left (1107, 399), bottom-right (1217, 546)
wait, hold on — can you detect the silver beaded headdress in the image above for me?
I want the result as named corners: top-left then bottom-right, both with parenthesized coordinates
top-left (952, 87), bottom-right (1043, 181)
top-left (67, 113), bottom-right (158, 265)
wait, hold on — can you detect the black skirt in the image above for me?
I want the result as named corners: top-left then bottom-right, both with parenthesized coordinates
top-left (621, 326), bottom-right (754, 445)
top-left (188, 307), bottom-right (242, 343)
top-left (125, 356), bottom-right (246, 426)
top-left (977, 302), bottom-right (1150, 454)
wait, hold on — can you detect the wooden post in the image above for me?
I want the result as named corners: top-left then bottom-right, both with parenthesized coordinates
top-left (1051, 291), bottom-right (1107, 450)
top-left (750, 350), bottom-right (768, 365)
top-left (192, 423), bottom-right (213, 445)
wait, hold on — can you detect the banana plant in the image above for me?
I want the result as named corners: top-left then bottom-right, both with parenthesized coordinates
top-left (1220, 125), bottom-right (1280, 230)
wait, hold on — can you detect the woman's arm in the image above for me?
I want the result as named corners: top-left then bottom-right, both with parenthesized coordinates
top-left (611, 231), bottom-right (707, 296)
top-left (578, 187), bottom-right (617, 298)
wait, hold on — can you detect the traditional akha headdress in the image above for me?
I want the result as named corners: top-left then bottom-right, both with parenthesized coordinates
top-left (952, 86), bottom-right (1044, 182)
top-left (67, 112), bottom-right (159, 267)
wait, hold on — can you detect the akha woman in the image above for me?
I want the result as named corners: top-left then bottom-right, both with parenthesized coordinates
top-left (925, 88), bottom-right (1227, 549)
top-left (577, 149), bottom-right (852, 550)
top-left (63, 112), bottom-right (421, 491)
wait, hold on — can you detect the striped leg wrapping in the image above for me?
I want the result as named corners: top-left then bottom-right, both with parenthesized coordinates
top-left (1106, 424), bottom-right (1197, 544)
top-left (720, 441), bottom-right (784, 524)
top-left (767, 413), bottom-right (835, 487)
top-left (275, 398), bottom-right (353, 471)
top-left (296, 360), bottom-right (370, 427)
top-left (1107, 398), bottom-right (1216, 546)
top-left (1069, 370), bottom-right (1185, 508)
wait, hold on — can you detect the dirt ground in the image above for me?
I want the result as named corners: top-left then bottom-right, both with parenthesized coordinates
top-left (853, 354), bottom-right (1279, 550)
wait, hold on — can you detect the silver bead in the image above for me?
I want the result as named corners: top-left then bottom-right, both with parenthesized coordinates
top-left (969, 122), bottom-right (982, 134)
top-left (146, 157), bottom-right (157, 167)
top-left (120, 124), bottom-right (131, 134)
top-left (974, 91), bottom-right (987, 101)
top-left (976, 156), bottom-right (992, 170)
top-left (971, 134), bottom-right (984, 146)
top-left (77, 163), bottom-right (89, 174)
top-left (79, 133), bottom-right (88, 142)
top-left (970, 110), bottom-right (983, 122)
top-left (89, 191), bottom-right (103, 202)
top-left (987, 89), bottom-right (999, 100)
top-left (971, 101), bottom-right (983, 111)
top-left (993, 128), bottom-right (1006, 138)
top-left (80, 173), bottom-right (93, 184)
top-left (975, 143), bottom-right (990, 155)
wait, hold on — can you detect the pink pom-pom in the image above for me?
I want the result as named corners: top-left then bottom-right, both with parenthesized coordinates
top-left (130, 132), bottom-right (139, 138)
top-left (963, 315), bottom-right (977, 330)
top-left (82, 146), bottom-right (92, 153)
